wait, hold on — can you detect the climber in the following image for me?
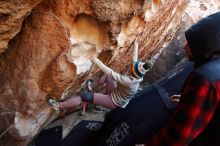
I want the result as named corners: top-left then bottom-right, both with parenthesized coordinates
top-left (147, 12), bottom-right (220, 146)
top-left (48, 41), bottom-right (153, 110)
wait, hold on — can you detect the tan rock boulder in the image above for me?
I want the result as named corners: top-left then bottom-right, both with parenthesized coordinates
top-left (0, 0), bottom-right (43, 54)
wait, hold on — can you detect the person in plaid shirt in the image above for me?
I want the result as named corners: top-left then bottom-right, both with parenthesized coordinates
top-left (147, 12), bottom-right (220, 146)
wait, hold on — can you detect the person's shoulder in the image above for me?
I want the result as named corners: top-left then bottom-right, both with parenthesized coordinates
top-left (183, 71), bottom-right (210, 88)
top-left (129, 75), bottom-right (143, 83)
top-left (120, 74), bottom-right (141, 83)
top-left (195, 58), bottom-right (220, 82)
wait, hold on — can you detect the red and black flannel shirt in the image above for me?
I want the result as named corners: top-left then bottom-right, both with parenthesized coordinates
top-left (147, 71), bottom-right (220, 146)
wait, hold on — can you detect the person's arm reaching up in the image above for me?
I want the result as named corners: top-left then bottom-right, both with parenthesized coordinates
top-left (92, 58), bottom-right (132, 85)
top-left (147, 72), bottom-right (219, 146)
top-left (132, 41), bottom-right (138, 63)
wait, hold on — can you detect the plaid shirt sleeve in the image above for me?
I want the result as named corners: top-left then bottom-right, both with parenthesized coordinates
top-left (147, 72), bottom-right (219, 146)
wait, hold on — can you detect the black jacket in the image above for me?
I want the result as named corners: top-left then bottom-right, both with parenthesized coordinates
top-left (185, 12), bottom-right (220, 62)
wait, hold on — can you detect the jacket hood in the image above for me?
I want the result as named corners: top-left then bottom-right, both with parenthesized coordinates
top-left (185, 12), bottom-right (220, 61)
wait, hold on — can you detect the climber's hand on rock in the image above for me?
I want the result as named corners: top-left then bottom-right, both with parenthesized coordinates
top-left (91, 57), bottom-right (97, 63)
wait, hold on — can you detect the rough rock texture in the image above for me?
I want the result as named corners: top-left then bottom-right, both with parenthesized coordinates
top-left (144, 0), bottom-right (220, 83)
top-left (0, 0), bottom-right (43, 54)
top-left (0, 9), bottom-right (76, 146)
top-left (0, 0), bottom-right (189, 145)
top-left (145, 13), bottom-right (194, 83)
top-left (186, 0), bottom-right (220, 22)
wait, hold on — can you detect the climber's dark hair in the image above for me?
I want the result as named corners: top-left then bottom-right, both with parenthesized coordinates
top-left (143, 61), bottom-right (153, 70)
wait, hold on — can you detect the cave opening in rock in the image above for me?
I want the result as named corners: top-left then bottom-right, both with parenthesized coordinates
top-left (68, 13), bottom-right (108, 75)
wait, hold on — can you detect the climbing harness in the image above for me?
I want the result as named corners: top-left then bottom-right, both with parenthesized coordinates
top-left (80, 62), bottom-right (98, 115)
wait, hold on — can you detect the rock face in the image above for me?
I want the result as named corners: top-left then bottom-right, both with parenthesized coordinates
top-left (186, 0), bottom-right (220, 22)
top-left (0, 0), bottom-right (43, 54)
top-left (145, 13), bottom-right (194, 83)
top-left (0, 0), bottom-right (188, 145)
top-left (144, 0), bottom-right (220, 83)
